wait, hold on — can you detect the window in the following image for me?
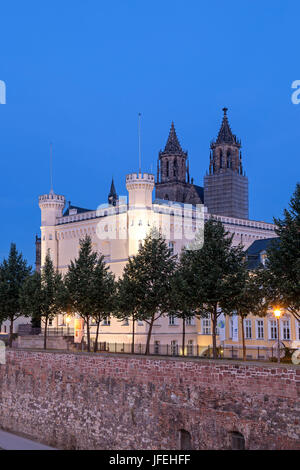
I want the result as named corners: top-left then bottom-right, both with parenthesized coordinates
top-left (168, 241), bottom-right (175, 255)
top-left (179, 430), bottom-right (192, 450)
top-left (103, 317), bottom-right (111, 326)
top-left (187, 340), bottom-right (193, 356)
top-left (49, 318), bottom-right (53, 326)
top-left (122, 318), bottom-right (129, 326)
top-left (230, 431), bottom-right (245, 450)
top-left (256, 320), bottom-right (264, 339)
top-left (244, 319), bottom-right (252, 339)
top-left (171, 340), bottom-right (178, 356)
top-left (227, 151), bottom-right (232, 168)
top-left (269, 320), bottom-right (277, 340)
top-left (186, 316), bottom-right (194, 326)
top-left (297, 321), bottom-right (300, 341)
top-left (169, 315), bottom-right (177, 326)
top-left (229, 318), bottom-right (234, 339)
top-left (49, 234), bottom-right (53, 240)
top-left (202, 318), bottom-right (211, 335)
top-left (154, 341), bottom-right (160, 354)
top-left (282, 320), bottom-right (290, 340)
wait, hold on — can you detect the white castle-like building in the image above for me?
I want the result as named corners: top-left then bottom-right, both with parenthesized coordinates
top-left (37, 110), bottom-right (284, 353)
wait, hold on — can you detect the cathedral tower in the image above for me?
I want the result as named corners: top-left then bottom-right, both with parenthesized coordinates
top-left (108, 178), bottom-right (118, 206)
top-left (204, 108), bottom-right (248, 219)
top-left (155, 122), bottom-right (203, 205)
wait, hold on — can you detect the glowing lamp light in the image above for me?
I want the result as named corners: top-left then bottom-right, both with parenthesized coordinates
top-left (273, 309), bottom-right (281, 318)
top-left (66, 315), bottom-right (71, 324)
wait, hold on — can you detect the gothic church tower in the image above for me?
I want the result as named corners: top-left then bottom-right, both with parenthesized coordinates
top-left (155, 122), bottom-right (203, 205)
top-left (204, 108), bottom-right (248, 219)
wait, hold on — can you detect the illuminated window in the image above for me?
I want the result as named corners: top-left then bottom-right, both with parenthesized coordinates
top-left (170, 340), bottom-right (178, 355)
top-left (202, 318), bottom-right (211, 335)
top-left (256, 320), bottom-right (264, 339)
top-left (244, 319), bottom-right (252, 339)
top-left (269, 320), bottom-right (278, 339)
top-left (282, 320), bottom-right (290, 340)
top-left (187, 340), bottom-right (193, 356)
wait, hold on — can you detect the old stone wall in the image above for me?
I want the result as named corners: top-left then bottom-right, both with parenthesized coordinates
top-left (0, 350), bottom-right (299, 450)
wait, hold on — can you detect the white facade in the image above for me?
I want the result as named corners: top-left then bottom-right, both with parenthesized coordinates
top-left (40, 171), bottom-right (277, 350)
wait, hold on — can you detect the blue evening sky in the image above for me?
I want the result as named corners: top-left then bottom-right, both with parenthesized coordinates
top-left (0, 0), bottom-right (299, 265)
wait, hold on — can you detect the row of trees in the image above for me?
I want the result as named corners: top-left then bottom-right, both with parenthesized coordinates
top-left (0, 184), bottom-right (299, 359)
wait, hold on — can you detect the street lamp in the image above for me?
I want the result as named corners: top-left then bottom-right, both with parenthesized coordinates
top-left (273, 308), bottom-right (281, 363)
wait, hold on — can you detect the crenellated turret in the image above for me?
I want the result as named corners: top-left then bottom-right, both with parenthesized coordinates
top-left (39, 190), bottom-right (65, 268)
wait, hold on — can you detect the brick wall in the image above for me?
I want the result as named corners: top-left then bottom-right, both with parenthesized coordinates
top-left (0, 350), bottom-right (299, 450)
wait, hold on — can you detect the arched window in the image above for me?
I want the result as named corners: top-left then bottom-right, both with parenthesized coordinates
top-left (179, 429), bottom-right (192, 450)
top-left (219, 150), bottom-right (223, 168)
top-left (230, 431), bottom-right (245, 450)
top-left (173, 159), bottom-right (177, 177)
top-left (166, 161), bottom-right (169, 177)
top-left (227, 151), bottom-right (232, 168)
top-left (165, 194), bottom-right (169, 200)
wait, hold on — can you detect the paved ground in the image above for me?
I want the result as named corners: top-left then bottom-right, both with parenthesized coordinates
top-left (0, 429), bottom-right (56, 450)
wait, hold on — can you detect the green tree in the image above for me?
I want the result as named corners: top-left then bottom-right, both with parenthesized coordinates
top-left (0, 243), bottom-right (31, 347)
top-left (170, 251), bottom-right (197, 356)
top-left (187, 219), bottom-right (245, 359)
top-left (91, 256), bottom-right (115, 352)
top-left (222, 268), bottom-right (269, 360)
top-left (263, 183), bottom-right (300, 321)
top-left (114, 274), bottom-right (142, 354)
top-left (20, 253), bottom-right (65, 349)
top-left (65, 236), bottom-right (115, 352)
top-left (119, 228), bottom-right (176, 355)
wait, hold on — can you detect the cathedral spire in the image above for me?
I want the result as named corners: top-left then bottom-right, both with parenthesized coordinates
top-left (163, 122), bottom-right (184, 154)
top-left (216, 107), bottom-right (238, 144)
top-left (108, 178), bottom-right (118, 206)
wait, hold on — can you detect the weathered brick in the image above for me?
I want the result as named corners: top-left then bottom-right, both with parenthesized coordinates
top-left (0, 350), bottom-right (299, 450)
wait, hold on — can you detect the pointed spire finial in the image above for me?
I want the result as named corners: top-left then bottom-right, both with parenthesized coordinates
top-left (215, 108), bottom-right (237, 144)
top-left (163, 121), bottom-right (184, 154)
top-left (108, 178), bottom-right (118, 206)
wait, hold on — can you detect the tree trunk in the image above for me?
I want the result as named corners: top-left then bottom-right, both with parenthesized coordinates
top-left (131, 317), bottom-right (135, 354)
top-left (86, 317), bottom-right (91, 352)
top-left (241, 315), bottom-right (246, 361)
top-left (9, 317), bottom-right (14, 348)
top-left (93, 320), bottom-right (100, 352)
top-left (182, 317), bottom-right (186, 356)
top-left (44, 317), bottom-right (48, 350)
top-left (145, 315), bottom-right (155, 355)
top-left (212, 308), bottom-right (217, 359)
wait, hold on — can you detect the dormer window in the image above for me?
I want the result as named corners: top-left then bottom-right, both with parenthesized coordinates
top-left (69, 208), bottom-right (77, 215)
